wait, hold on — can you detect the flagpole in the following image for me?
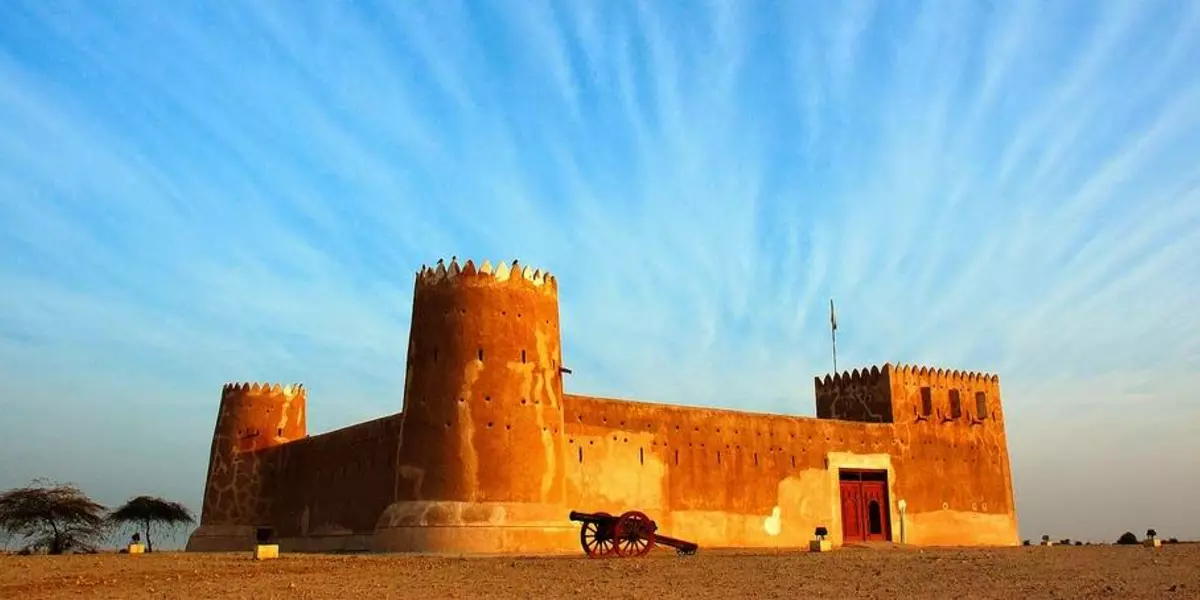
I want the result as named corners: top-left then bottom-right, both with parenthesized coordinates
top-left (830, 298), bottom-right (838, 374)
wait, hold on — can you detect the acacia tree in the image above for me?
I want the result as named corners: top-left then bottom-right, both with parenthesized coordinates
top-left (0, 480), bottom-right (107, 554)
top-left (107, 496), bottom-right (195, 552)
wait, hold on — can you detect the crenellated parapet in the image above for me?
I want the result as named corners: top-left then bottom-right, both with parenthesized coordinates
top-left (814, 364), bottom-right (894, 423)
top-left (814, 364), bottom-right (890, 391)
top-left (415, 258), bottom-right (558, 296)
top-left (813, 362), bottom-right (1004, 425)
top-left (886, 363), bottom-right (998, 385)
top-left (222, 381), bottom-right (306, 395)
top-left (885, 363), bottom-right (1003, 425)
top-left (217, 382), bottom-right (307, 452)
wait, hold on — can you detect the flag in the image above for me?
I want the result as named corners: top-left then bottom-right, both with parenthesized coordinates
top-left (830, 299), bottom-right (837, 331)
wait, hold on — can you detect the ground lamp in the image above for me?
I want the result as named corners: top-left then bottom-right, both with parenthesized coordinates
top-left (810, 526), bottom-right (831, 552)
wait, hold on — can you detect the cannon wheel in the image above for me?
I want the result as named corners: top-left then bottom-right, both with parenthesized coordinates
top-left (580, 512), bottom-right (616, 558)
top-left (614, 510), bottom-right (656, 557)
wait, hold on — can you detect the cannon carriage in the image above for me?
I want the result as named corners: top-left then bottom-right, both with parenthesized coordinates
top-left (568, 510), bottom-right (699, 558)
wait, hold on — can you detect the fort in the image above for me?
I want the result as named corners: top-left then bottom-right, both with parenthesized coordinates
top-left (186, 257), bottom-right (1019, 554)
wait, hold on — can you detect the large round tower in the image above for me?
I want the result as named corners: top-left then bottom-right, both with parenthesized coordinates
top-left (186, 382), bottom-right (306, 551)
top-left (374, 258), bottom-right (573, 552)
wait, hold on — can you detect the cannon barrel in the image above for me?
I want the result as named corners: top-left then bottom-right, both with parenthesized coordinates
top-left (569, 510), bottom-right (615, 524)
top-left (653, 533), bottom-right (699, 554)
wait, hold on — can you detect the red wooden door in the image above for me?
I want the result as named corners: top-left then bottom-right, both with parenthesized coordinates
top-left (840, 481), bottom-right (864, 542)
top-left (861, 481), bottom-right (890, 542)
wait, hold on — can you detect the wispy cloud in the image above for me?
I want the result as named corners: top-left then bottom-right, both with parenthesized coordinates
top-left (1, 0), bottom-right (1197, 544)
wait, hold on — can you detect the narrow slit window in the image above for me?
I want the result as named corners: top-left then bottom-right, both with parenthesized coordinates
top-left (949, 389), bottom-right (962, 419)
top-left (521, 349), bottom-right (526, 363)
top-left (578, 447), bottom-right (583, 463)
top-left (975, 391), bottom-right (988, 419)
top-left (674, 449), bottom-right (679, 465)
top-left (717, 451), bottom-right (721, 465)
top-left (478, 348), bottom-right (484, 361)
top-left (920, 387), bottom-right (933, 416)
top-left (639, 447), bottom-right (644, 465)
top-left (754, 452), bottom-right (758, 466)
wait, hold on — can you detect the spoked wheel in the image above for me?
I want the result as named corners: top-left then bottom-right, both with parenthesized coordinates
top-left (580, 512), bottom-right (616, 558)
top-left (613, 510), bottom-right (657, 557)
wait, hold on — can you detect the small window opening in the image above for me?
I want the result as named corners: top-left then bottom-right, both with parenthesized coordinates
top-left (578, 447), bottom-right (583, 463)
top-left (639, 448), bottom-right (644, 465)
top-left (521, 349), bottom-right (526, 363)
top-left (277, 428), bottom-right (283, 436)
top-left (717, 451), bottom-right (721, 465)
top-left (868, 500), bottom-right (883, 535)
top-left (949, 389), bottom-right (962, 419)
top-left (791, 455), bottom-right (796, 468)
top-left (920, 387), bottom-right (933, 416)
top-left (674, 449), bottom-right (679, 465)
top-left (478, 348), bottom-right (484, 361)
top-left (975, 391), bottom-right (988, 419)
top-left (754, 452), bottom-right (758, 466)
top-left (255, 527), bottom-right (274, 544)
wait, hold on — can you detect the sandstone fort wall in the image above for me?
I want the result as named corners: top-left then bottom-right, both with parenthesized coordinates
top-left (187, 258), bottom-right (1019, 553)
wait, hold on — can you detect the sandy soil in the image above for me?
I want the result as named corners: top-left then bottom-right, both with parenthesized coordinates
top-left (2, 544), bottom-right (1196, 599)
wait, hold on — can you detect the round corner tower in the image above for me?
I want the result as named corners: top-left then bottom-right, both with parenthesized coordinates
top-left (190, 382), bottom-right (306, 550)
top-left (378, 258), bottom-right (572, 552)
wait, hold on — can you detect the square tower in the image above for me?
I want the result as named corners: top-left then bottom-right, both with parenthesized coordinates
top-left (815, 363), bottom-right (1004, 425)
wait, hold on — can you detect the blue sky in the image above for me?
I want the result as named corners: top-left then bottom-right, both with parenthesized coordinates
top-left (1, 0), bottom-right (1197, 546)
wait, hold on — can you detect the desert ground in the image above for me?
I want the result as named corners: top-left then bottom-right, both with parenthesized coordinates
top-left (2, 544), bottom-right (1196, 599)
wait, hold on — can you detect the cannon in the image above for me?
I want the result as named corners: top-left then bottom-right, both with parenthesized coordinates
top-left (568, 510), bottom-right (699, 558)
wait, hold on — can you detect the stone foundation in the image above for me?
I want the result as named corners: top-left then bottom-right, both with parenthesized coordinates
top-left (372, 500), bottom-right (577, 554)
top-left (185, 525), bottom-right (260, 552)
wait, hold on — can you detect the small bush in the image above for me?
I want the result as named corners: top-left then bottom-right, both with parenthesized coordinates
top-left (1022, 539), bottom-right (1030, 546)
top-left (1167, 538), bottom-right (1179, 544)
top-left (1116, 531), bottom-right (1138, 545)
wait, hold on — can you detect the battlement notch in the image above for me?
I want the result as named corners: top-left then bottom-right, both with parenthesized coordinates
top-left (222, 382), bottom-right (305, 396)
top-left (888, 363), bottom-right (1003, 424)
top-left (889, 363), bottom-right (1000, 386)
top-left (415, 257), bottom-right (557, 295)
top-left (814, 363), bottom-right (893, 423)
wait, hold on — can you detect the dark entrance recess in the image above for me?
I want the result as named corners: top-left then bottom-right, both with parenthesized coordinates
top-left (838, 469), bottom-right (890, 543)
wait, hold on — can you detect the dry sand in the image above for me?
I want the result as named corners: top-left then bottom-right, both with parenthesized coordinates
top-left (2, 543), bottom-right (1196, 599)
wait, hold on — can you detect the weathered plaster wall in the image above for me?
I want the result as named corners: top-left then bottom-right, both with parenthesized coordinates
top-left (815, 366), bottom-right (893, 423)
top-left (562, 393), bottom-right (897, 548)
top-left (196, 383), bottom-right (307, 527)
top-left (262, 413), bottom-right (403, 541)
top-left (561, 370), bottom-right (1020, 549)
